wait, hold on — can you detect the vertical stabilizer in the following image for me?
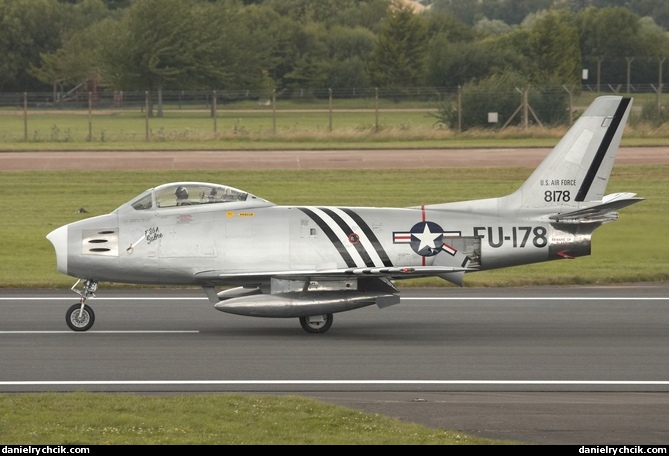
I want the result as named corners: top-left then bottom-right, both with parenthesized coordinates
top-left (513, 96), bottom-right (632, 210)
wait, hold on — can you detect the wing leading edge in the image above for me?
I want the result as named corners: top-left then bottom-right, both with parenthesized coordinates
top-left (194, 264), bottom-right (471, 285)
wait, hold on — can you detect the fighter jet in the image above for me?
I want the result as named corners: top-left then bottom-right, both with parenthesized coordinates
top-left (47, 96), bottom-right (643, 333)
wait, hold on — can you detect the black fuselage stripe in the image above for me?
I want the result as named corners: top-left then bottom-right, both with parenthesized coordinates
top-left (320, 208), bottom-right (375, 267)
top-left (297, 207), bottom-right (357, 268)
top-left (341, 208), bottom-right (394, 267)
top-left (576, 97), bottom-right (631, 202)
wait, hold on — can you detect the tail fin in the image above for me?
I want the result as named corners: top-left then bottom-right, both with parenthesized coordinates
top-left (513, 96), bottom-right (632, 210)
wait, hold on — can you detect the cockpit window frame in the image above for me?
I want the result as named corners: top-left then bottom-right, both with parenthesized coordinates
top-left (130, 189), bottom-right (154, 210)
top-left (130, 182), bottom-right (253, 211)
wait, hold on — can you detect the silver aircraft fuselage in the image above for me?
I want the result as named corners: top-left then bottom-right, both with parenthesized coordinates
top-left (48, 187), bottom-right (591, 287)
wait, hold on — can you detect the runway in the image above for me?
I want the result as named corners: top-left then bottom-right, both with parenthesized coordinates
top-left (1, 284), bottom-right (667, 444)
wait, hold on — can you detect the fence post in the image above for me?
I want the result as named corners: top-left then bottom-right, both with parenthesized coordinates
top-left (563, 85), bottom-right (573, 126)
top-left (374, 87), bottom-right (379, 132)
top-left (88, 92), bottom-right (93, 142)
top-left (596, 57), bottom-right (603, 93)
top-left (145, 91), bottom-right (149, 142)
top-left (272, 89), bottom-right (276, 135)
top-left (523, 88), bottom-right (529, 128)
top-left (213, 90), bottom-right (217, 134)
top-left (23, 92), bottom-right (28, 142)
top-left (626, 57), bottom-right (634, 94)
top-left (658, 57), bottom-right (665, 117)
top-left (457, 85), bottom-right (462, 134)
top-left (329, 88), bottom-right (333, 132)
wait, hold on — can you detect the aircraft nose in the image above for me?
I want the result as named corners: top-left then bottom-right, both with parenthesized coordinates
top-left (46, 225), bottom-right (68, 275)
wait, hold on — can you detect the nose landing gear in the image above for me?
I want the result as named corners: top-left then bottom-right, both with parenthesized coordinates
top-left (65, 279), bottom-right (98, 332)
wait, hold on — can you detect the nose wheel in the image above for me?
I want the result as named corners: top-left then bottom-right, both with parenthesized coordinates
top-left (66, 279), bottom-right (98, 332)
top-left (66, 303), bottom-right (95, 331)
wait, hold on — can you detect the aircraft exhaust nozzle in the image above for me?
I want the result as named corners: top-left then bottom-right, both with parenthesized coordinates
top-left (214, 291), bottom-right (398, 318)
top-left (46, 225), bottom-right (69, 275)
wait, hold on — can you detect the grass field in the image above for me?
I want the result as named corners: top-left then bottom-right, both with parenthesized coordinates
top-left (0, 392), bottom-right (514, 445)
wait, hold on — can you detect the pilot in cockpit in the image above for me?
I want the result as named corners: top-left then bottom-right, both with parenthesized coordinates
top-left (175, 186), bottom-right (190, 205)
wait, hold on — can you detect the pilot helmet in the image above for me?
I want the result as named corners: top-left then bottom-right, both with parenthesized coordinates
top-left (175, 186), bottom-right (189, 199)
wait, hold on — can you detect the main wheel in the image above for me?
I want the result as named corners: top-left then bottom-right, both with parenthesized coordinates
top-left (66, 303), bottom-right (95, 332)
top-left (299, 314), bottom-right (333, 334)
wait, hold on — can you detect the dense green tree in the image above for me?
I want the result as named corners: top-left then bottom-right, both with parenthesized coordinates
top-left (237, 3), bottom-right (303, 91)
top-left (577, 6), bottom-right (643, 59)
top-left (480, 0), bottom-right (553, 25)
top-left (262, 0), bottom-right (353, 23)
top-left (282, 22), bottom-right (330, 90)
top-left (424, 10), bottom-right (476, 43)
top-left (29, 0), bottom-right (114, 94)
top-left (283, 22), bottom-right (375, 90)
top-left (102, 0), bottom-right (131, 8)
top-left (423, 10), bottom-right (477, 87)
top-left (332, 0), bottom-right (390, 31)
top-left (58, 0), bottom-right (113, 34)
top-left (367, 1), bottom-right (429, 89)
top-left (424, 32), bottom-right (452, 87)
top-left (94, 0), bottom-right (271, 113)
top-left (433, 70), bottom-right (570, 130)
top-left (430, 0), bottom-right (481, 25)
top-left (96, 0), bottom-right (197, 92)
top-left (29, 30), bottom-right (97, 95)
top-left (431, 0), bottom-right (553, 26)
top-left (626, 16), bottom-right (669, 88)
top-left (473, 18), bottom-right (512, 37)
top-left (638, 16), bottom-right (669, 57)
top-left (565, 0), bottom-right (669, 30)
top-left (576, 6), bottom-right (646, 85)
top-left (6, 0), bottom-right (669, 99)
top-left (209, 2), bottom-right (292, 91)
top-left (0, 0), bottom-right (66, 91)
top-left (525, 9), bottom-right (581, 86)
top-left (319, 25), bottom-right (375, 88)
top-left (433, 72), bottom-right (531, 130)
top-left (262, 0), bottom-right (390, 29)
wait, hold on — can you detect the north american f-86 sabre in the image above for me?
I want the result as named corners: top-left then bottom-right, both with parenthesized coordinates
top-left (47, 96), bottom-right (642, 333)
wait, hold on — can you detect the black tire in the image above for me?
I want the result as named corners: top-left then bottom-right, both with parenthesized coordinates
top-left (299, 314), bottom-right (333, 334)
top-left (66, 303), bottom-right (95, 332)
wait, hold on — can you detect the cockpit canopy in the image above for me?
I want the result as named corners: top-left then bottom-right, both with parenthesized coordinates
top-left (129, 182), bottom-right (272, 211)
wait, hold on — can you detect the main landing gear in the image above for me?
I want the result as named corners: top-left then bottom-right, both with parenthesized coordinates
top-left (65, 279), bottom-right (98, 332)
top-left (299, 314), bottom-right (333, 333)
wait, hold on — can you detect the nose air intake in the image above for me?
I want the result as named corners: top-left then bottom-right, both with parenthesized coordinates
top-left (46, 225), bottom-right (68, 275)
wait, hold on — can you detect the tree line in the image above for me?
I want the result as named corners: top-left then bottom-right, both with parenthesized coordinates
top-left (2, 0), bottom-right (669, 103)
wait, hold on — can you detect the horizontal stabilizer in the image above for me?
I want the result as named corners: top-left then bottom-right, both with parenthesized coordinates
top-left (549, 193), bottom-right (644, 223)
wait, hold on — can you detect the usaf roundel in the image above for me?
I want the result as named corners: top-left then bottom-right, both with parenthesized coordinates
top-left (409, 221), bottom-right (445, 257)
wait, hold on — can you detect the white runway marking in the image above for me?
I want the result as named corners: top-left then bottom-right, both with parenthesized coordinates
top-left (0, 380), bottom-right (667, 386)
top-left (1, 297), bottom-right (667, 301)
top-left (0, 330), bottom-right (198, 334)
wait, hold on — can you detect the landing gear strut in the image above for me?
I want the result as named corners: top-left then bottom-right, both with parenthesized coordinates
top-left (299, 314), bottom-right (333, 333)
top-left (65, 279), bottom-right (98, 332)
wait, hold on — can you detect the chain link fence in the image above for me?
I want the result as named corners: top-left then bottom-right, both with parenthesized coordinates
top-left (0, 84), bottom-right (666, 142)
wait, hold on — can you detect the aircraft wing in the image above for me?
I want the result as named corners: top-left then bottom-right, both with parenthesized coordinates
top-left (549, 193), bottom-right (644, 223)
top-left (194, 265), bottom-right (470, 284)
